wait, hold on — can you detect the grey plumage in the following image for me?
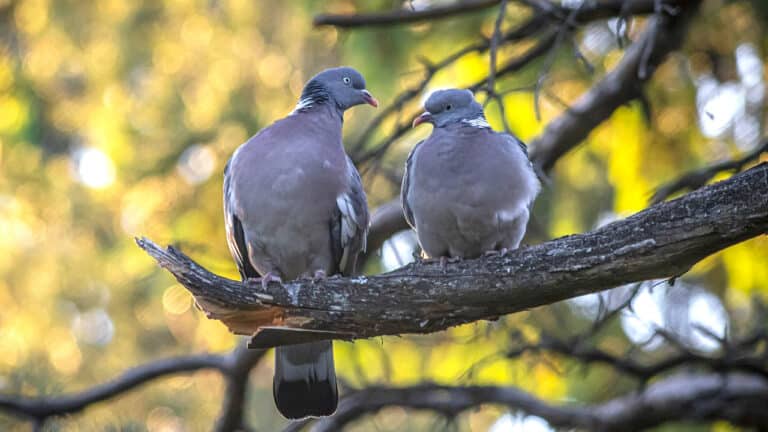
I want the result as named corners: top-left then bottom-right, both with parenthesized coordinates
top-left (223, 67), bottom-right (374, 419)
top-left (402, 89), bottom-right (540, 259)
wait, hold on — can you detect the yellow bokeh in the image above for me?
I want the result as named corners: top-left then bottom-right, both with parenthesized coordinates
top-left (594, 105), bottom-right (651, 213)
top-left (720, 237), bottom-right (768, 296)
top-left (0, 95), bottom-right (27, 134)
top-left (14, 0), bottom-right (49, 35)
top-left (47, 329), bottom-right (82, 375)
top-left (162, 284), bottom-right (192, 315)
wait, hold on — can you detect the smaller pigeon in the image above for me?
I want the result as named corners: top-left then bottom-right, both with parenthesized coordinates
top-left (401, 89), bottom-right (540, 259)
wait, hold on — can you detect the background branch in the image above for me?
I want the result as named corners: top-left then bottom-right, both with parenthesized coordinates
top-left (308, 373), bottom-right (768, 431)
top-left (0, 343), bottom-right (266, 430)
top-left (313, 0), bottom-right (501, 28)
top-left (528, 3), bottom-right (697, 172)
top-left (348, 0), bottom-right (667, 165)
top-left (651, 139), bottom-right (768, 204)
top-left (214, 345), bottom-right (267, 432)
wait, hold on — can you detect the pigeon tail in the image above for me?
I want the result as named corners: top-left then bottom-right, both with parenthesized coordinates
top-left (273, 341), bottom-right (338, 419)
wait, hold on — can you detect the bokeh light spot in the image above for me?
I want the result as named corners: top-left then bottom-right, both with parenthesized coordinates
top-left (163, 284), bottom-right (192, 315)
top-left (177, 144), bottom-right (216, 185)
top-left (71, 147), bottom-right (116, 189)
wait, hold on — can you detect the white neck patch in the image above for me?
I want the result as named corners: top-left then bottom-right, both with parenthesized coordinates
top-left (291, 97), bottom-right (313, 114)
top-left (461, 117), bottom-right (491, 129)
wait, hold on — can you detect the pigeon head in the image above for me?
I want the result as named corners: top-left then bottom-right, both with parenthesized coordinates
top-left (297, 67), bottom-right (378, 112)
top-left (412, 89), bottom-right (488, 129)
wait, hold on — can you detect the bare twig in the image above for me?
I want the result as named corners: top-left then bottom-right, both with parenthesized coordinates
top-left (529, 1), bottom-right (700, 172)
top-left (486, 0), bottom-right (509, 98)
top-left (509, 335), bottom-right (768, 382)
top-left (316, 0), bottom-right (664, 29)
top-left (651, 139), bottom-right (768, 204)
top-left (348, 0), bottom-right (665, 164)
top-left (314, 0), bottom-right (501, 28)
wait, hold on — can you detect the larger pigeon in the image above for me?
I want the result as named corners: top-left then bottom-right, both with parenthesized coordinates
top-left (223, 67), bottom-right (375, 419)
top-left (402, 89), bottom-right (540, 259)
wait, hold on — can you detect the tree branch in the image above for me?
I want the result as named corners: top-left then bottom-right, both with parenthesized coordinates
top-left (347, 0), bottom-right (666, 165)
top-left (508, 334), bottom-right (768, 382)
top-left (136, 163), bottom-right (768, 347)
top-left (528, 2), bottom-right (698, 172)
top-left (214, 345), bottom-right (267, 432)
top-left (359, 200), bottom-right (412, 265)
top-left (0, 344), bottom-right (266, 429)
top-left (0, 355), bottom-right (225, 421)
top-left (313, 0), bottom-right (501, 28)
top-left (651, 139), bottom-right (768, 205)
top-left (314, 0), bottom-right (664, 29)
top-left (306, 373), bottom-right (768, 431)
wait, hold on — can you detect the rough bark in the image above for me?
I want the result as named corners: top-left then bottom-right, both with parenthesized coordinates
top-left (137, 163), bottom-right (768, 347)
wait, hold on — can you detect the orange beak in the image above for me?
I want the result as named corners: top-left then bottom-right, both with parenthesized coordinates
top-left (361, 90), bottom-right (378, 108)
top-left (412, 111), bottom-right (433, 127)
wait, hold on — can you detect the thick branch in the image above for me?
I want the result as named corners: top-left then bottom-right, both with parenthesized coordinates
top-left (308, 373), bottom-right (768, 431)
top-left (137, 163), bottom-right (768, 346)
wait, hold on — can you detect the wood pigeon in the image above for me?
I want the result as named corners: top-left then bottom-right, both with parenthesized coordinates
top-left (401, 89), bottom-right (540, 259)
top-left (223, 67), bottom-right (375, 419)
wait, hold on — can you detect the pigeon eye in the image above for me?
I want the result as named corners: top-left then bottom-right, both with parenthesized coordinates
top-left (343, 77), bottom-right (351, 85)
top-left (445, 104), bottom-right (453, 111)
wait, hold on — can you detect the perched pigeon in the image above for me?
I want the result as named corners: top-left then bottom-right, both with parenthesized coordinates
top-left (223, 67), bottom-right (375, 419)
top-left (402, 89), bottom-right (540, 259)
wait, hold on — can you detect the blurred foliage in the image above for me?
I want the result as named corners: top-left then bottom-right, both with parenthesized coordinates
top-left (0, 0), bottom-right (766, 430)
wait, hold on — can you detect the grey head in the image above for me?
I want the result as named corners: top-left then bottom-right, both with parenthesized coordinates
top-left (412, 88), bottom-right (487, 128)
top-left (296, 66), bottom-right (378, 112)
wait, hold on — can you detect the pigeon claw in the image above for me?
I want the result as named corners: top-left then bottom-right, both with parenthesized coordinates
top-left (483, 248), bottom-right (509, 258)
top-left (246, 272), bottom-right (283, 291)
top-left (419, 255), bottom-right (461, 272)
top-left (312, 269), bottom-right (327, 282)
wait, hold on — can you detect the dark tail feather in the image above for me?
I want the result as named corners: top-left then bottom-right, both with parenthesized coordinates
top-left (273, 341), bottom-right (337, 419)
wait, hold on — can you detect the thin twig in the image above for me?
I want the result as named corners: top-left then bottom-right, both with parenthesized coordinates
top-left (650, 139), bottom-right (768, 204)
top-left (314, 0), bottom-right (501, 28)
top-left (486, 0), bottom-right (510, 99)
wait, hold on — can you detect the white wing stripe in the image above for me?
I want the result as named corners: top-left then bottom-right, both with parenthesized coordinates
top-left (336, 193), bottom-right (357, 247)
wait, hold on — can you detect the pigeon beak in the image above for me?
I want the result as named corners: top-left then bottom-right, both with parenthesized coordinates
top-left (361, 90), bottom-right (378, 108)
top-left (412, 111), bottom-right (433, 127)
